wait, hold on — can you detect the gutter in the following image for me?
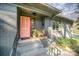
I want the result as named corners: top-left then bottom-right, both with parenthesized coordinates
top-left (53, 15), bottom-right (74, 24)
top-left (42, 3), bottom-right (62, 13)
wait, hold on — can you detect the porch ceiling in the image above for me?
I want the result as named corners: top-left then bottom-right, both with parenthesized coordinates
top-left (14, 3), bottom-right (61, 17)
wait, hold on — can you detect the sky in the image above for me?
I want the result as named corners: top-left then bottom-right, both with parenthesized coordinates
top-left (49, 3), bottom-right (79, 11)
top-left (48, 3), bottom-right (79, 21)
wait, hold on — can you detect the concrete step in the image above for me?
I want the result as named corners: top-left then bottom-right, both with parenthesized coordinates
top-left (18, 40), bottom-right (42, 47)
top-left (16, 44), bottom-right (43, 55)
top-left (21, 48), bottom-right (48, 56)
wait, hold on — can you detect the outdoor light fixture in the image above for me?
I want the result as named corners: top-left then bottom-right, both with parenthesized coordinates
top-left (32, 12), bottom-right (37, 20)
top-left (32, 12), bottom-right (36, 16)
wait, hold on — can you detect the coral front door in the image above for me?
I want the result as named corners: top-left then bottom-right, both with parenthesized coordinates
top-left (20, 16), bottom-right (30, 39)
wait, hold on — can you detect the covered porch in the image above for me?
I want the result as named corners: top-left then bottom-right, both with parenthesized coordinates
top-left (16, 3), bottom-right (61, 40)
top-left (13, 3), bottom-right (79, 56)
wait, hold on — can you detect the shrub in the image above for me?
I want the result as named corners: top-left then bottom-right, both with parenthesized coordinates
top-left (57, 37), bottom-right (79, 54)
top-left (32, 29), bottom-right (38, 37)
top-left (74, 46), bottom-right (79, 55)
top-left (57, 37), bottom-right (71, 47)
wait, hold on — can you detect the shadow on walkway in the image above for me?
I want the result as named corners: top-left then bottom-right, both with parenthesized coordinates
top-left (40, 38), bottom-right (48, 48)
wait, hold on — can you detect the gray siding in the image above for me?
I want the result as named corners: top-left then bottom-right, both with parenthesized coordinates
top-left (44, 17), bottom-right (53, 30)
top-left (35, 20), bottom-right (43, 30)
top-left (0, 4), bottom-right (17, 56)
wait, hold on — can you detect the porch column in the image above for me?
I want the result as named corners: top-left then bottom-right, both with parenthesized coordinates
top-left (44, 17), bottom-right (53, 38)
top-left (64, 23), bottom-right (66, 38)
top-left (60, 22), bottom-right (66, 38)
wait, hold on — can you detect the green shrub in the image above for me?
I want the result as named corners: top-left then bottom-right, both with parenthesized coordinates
top-left (57, 37), bottom-right (79, 54)
top-left (57, 37), bottom-right (71, 47)
top-left (32, 29), bottom-right (38, 37)
top-left (57, 37), bottom-right (79, 47)
top-left (74, 46), bottom-right (79, 55)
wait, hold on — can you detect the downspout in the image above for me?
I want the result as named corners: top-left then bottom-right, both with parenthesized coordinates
top-left (64, 23), bottom-right (66, 38)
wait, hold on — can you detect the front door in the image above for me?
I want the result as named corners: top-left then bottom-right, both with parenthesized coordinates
top-left (20, 16), bottom-right (30, 39)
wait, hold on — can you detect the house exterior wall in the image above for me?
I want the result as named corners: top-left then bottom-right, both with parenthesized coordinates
top-left (0, 4), bottom-right (17, 56)
top-left (44, 17), bottom-right (53, 30)
top-left (35, 20), bottom-right (43, 30)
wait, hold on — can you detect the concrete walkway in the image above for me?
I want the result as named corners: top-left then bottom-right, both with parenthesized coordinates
top-left (16, 39), bottom-right (48, 56)
top-left (16, 37), bottom-right (78, 56)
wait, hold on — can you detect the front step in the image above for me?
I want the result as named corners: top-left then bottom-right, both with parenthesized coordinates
top-left (22, 48), bottom-right (48, 56)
